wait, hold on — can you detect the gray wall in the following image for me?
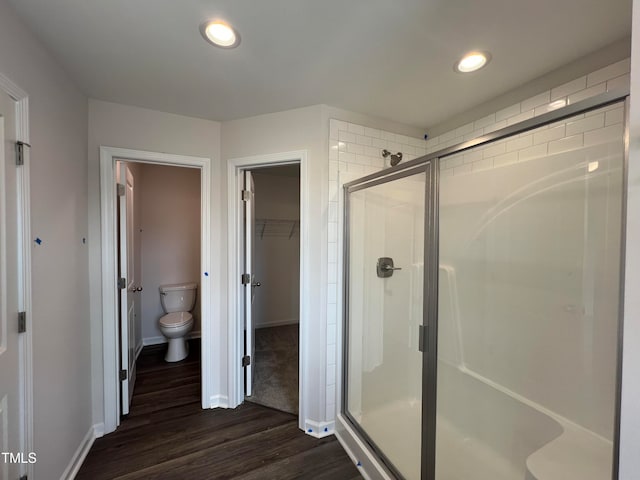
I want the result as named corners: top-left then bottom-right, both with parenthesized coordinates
top-left (0, 0), bottom-right (90, 477)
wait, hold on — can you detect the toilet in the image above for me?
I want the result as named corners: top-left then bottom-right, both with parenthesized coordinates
top-left (158, 282), bottom-right (197, 362)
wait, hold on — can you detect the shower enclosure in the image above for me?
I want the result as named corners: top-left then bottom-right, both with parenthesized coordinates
top-left (340, 90), bottom-right (628, 480)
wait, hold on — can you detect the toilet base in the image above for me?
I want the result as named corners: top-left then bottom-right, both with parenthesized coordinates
top-left (165, 337), bottom-right (189, 362)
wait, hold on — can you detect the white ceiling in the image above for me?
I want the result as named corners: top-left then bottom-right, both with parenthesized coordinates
top-left (9, 0), bottom-right (631, 129)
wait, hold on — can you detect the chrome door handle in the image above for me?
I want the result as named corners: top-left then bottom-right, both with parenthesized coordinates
top-left (377, 257), bottom-right (401, 278)
top-left (135, 287), bottom-right (143, 292)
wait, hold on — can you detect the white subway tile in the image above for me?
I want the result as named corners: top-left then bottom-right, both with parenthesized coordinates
top-left (381, 131), bottom-right (397, 142)
top-left (535, 99), bottom-right (567, 116)
top-left (584, 124), bottom-right (624, 146)
top-left (442, 155), bottom-right (463, 170)
top-left (474, 113), bottom-right (496, 130)
top-left (506, 134), bottom-right (533, 152)
top-left (565, 113), bottom-right (605, 136)
top-left (329, 123), bottom-right (338, 140)
top-left (463, 149), bottom-right (483, 164)
top-left (339, 161), bottom-right (347, 171)
top-left (483, 120), bottom-right (507, 134)
top-left (327, 262), bottom-right (337, 283)
top-left (496, 103), bottom-right (521, 122)
top-left (355, 154), bottom-right (370, 165)
top-left (328, 181), bottom-right (338, 201)
top-left (347, 163), bottom-right (364, 173)
top-left (507, 109), bottom-right (535, 126)
top-left (472, 158), bottom-right (493, 172)
top-left (483, 142), bottom-right (506, 158)
top-left (440, 168), bottom-right (454, 177)
top-left (326, 384), bottom-right (336, 406)
top-left (605, 107), bottom-right (624, 126)
top-left (454, 163), bottom-right (472, 175)
top-left (326, 365), bottom-right (336, 386)
top-left (326, 307), bottom-right (337, 326)
top-left (329, 161), bottom-right (338, 178)
top-left (463, 128), bottom-right (484, 141)
top-left (518, 143), bottom-right (548, 162)
top-left (533, 124), bottom-right (565, 145)
top-left (364, 145), bottom-right (380, 157)
top-left (326, 345), bottom-right (336, 365)
top-left (326, 403), bottom-right (336, 420)
top-left (348, 123), bottom-right (365, 135)
top-left (493, 151), bottom-right (519, 167)
top-left (328, 202), bottom-right (338, 223)
top-left (415, 146), bottom-right (426, 156)
top-left (587, 59), bottom-right (631, 87)
top-left (607, 73), bottom-right (630, 93)
top-left (568, 82), bottom-right (606, 104)
top-left (397, 134), bottom-right (411, 145)
top-left (347, 143), bottom-right (364, 155)
top-left (338, 141), bottom-right (347, 152)
top-left (364, 127), bottom-right (381, 138)
top-left (521, 91), bottom-right (551, 112)
top-left (548, 134), bottom-right (584, 155)
top-left (327, 324), bottom-right (337, 345)
top-left (370, 157), bottom-right (384, 168)
top-left (410, 136), bottom-right (426, 147)
top-left (338, 131), bottom-right (356, 143)
top-left (356, 134), bottom-right (372, 146)
top-left (551, 76), bottom-right (586, 101)
top-left (371, 137), bottom-right (386, 148)
top-left (329, 149), bottom-right (338, 161)
top-left (439, 130), bottom-right (456, 143)
top-left (338, 151), bottom-right (355, 163)
top-left (455, 122), bottom-right (475, 138)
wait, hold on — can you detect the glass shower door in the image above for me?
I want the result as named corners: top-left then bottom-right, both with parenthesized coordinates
top-left (344, 165), bottom-right (431, 480)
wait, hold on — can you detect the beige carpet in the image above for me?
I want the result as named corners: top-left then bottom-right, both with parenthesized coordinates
top-left (249, 324), bottom-right (299, 415)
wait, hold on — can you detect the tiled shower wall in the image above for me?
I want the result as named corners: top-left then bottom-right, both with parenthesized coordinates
top-left (326, 57), bottom-right (629, 422)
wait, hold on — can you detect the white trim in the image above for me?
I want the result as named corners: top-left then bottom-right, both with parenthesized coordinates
top-left (99, 146), bottom-right (213, 434)
top-left (227, 150), bottom-right (310, 431)
top-left (304, 418), bottom-right (335, 438)
top-left (209, 394), bottom-right (229, 408)
top-left (59, 424), bottom-right (100, 480)
top-left (0, 73), bottom-right (33, 480)
top-left (142, 332), bottom-right (202, 346)
top-left (134, 342), bottom-right (143, 361)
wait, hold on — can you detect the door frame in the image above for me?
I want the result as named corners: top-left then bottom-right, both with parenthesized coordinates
top-left (100, 146), bottom-right (213, 434)
top-left (0, 73), bottom-right (33, 479)
top-left (227, 150), bottom-right (309, 430)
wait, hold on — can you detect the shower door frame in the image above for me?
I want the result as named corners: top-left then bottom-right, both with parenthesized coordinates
top-left (341, 88), bottom-right (630, 480)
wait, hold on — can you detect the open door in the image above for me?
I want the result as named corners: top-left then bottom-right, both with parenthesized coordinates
top-left (0, 84), bottom-right (25, 480)
top-left (243, 170), bottom-right (256, 397)
top-left (118, 163), bottom-right (137, 415)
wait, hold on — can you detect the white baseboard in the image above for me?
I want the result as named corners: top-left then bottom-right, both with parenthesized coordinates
top-left (142, 331), bottom-right (201, 346)
top-left (303, 418), bottom-right (335, 438)
top-left (59, 424), bottom-right (101, 480)
top-left (209, 394), bottom-right (229, 409)
top-left (255, 319), bottom-right (299, 329)
top-left (335, 415), bottom-right (391, 480)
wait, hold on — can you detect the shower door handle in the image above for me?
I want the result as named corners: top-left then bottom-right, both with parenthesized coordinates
top-left (377, 257), bottom-right (401, 278)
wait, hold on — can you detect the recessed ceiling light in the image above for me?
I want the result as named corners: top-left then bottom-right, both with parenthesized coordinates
top-left (200, 20), bottom-right (240, 48)
top-left (455, 51), bottom-right (491, 73)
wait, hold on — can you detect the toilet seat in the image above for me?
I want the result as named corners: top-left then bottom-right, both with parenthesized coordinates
top-left (159, 312), bottom-right (193, 328)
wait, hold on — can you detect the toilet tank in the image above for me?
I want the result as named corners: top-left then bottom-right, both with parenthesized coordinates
top-left (159, 282), bottom-right (197, 313)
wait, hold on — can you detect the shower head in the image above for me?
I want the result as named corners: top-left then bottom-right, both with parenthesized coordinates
top-left (382, 149), bottom-right (403, 166)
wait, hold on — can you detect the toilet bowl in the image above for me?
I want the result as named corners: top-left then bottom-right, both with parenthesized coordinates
top-left (159, 312), bottom-right (194, 362)
top-left (158, 282), bottom-right (197, 362)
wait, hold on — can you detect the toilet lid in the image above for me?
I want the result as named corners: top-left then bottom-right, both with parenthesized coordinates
top-left (160, 312), bottom-right (193, 328)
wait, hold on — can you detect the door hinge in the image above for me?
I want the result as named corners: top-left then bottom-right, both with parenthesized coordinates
top-left (117, 183), bottom-right (125, 196)
top-left (18, 312), bottom-right (26, 333)
top-left (119, 369), bottom-right (127, 381)
top-left (15, 141), bottom-right (30, 166)
top-left (118, 277), bottom-right (127, 289)
top-left (241, 190), bottom-right (251, 201)
top-left (241, 273), bottom-right (251, 285)
top-left (242, 355), bottom-right (251, 367)
top-left (418, 325), bottom-right (427, 353)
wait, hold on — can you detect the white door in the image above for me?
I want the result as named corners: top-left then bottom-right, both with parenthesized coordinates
top-left (118, 163), bottom-right (137, 415)
top-left (0, 89), bottom-right (24, 478)
top-left (243, 170), bottom-right (256, 396)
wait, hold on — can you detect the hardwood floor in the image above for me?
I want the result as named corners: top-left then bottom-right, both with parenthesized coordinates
top-left (78, 340), bottom-right (361, 480)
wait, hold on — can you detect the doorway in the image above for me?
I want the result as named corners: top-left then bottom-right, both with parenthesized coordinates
top-left (244, 165), bottom-right (301, 415)
top-left (116, 160), bottom-right (202, 415)
top-left (99, 147), bottom-right (213, 434)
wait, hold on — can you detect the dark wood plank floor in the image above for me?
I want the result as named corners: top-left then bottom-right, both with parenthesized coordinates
top-left (78, 340), bottom-right (361, 480)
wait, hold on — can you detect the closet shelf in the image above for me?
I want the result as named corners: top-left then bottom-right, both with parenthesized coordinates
top-left (255, 218), bottom-right (299, 239)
